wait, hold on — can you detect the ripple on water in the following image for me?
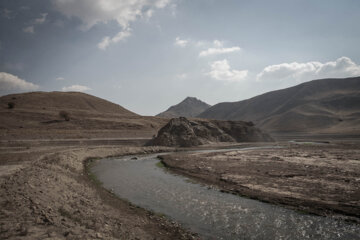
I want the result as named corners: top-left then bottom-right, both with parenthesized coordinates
top-left (92, 152), bottom-right (360, 240)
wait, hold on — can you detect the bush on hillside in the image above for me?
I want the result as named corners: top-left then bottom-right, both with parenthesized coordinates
top-left (8, 102), bottom-right (15, 109)
top-left (59, 111), bottom-right (70, 121)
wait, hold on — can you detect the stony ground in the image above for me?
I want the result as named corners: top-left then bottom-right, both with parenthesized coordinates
top-left (161, 142), bottom-right (360, 223)
top-left (0, 143), bottom-right (198, 239)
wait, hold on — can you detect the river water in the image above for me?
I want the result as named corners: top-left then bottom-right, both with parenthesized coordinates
top-left (91, 148), bottom-right (360, 240)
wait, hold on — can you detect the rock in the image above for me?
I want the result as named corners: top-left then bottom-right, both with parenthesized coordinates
top-left (47, 231), bottom-right (57, 237)
top-left (147, 117), bottom-right (273, 147)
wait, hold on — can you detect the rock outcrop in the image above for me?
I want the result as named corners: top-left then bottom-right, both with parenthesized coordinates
top-left (147, 117), bottom-right (273, 147)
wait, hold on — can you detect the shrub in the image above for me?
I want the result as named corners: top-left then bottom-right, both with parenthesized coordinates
top-left (8, 102), bottom-right (15, 109)
top-left (59, 110), bottom-right (70, 121)
top-left (247, 121), bottom-right (254, 126)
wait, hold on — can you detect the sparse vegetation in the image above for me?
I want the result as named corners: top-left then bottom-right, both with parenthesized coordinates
top-left (8, 102), bottom-right (15, 109)
top-left (58, 207), bottom-right (81, 223)
top-left (59, 110), bottom-right (70, 121)
top-left (85, 158), bottom-right (103, 186)
top-left (156, 161), bottom-right (165, 168)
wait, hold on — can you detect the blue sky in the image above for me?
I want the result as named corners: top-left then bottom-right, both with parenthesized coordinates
top-left (1, 0), bottom-right (360, 115)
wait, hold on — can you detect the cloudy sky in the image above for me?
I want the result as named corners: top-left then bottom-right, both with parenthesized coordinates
top-left (1, 0), bottom-right (360, 115)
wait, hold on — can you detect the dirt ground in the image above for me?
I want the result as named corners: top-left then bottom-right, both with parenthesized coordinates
top-left (0, 143), bottom-right (198, 240)
top-left (161, 142), bottom-right (360, 223)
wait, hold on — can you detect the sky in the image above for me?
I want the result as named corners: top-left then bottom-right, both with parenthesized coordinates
top-left (1, 0), bottom-right (360, 115)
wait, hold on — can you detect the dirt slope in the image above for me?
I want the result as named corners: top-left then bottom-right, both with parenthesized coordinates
top-left (198, 77), bottom-right (360, 135)
top-left (157, 97), bottom-right (211, 118)
top-left (0, 91), bottom-right (167, 140)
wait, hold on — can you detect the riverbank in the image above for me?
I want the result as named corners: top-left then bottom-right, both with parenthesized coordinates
top-left (0, 143), bottom-right (198, 239)
top-left (160, 142), bottom-right (360, 223)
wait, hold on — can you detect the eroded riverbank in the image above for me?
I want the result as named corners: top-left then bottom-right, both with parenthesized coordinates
top-left (161, 142), bottom-right (360, 223)
top-left (0, 144), bottom-right (197, 239)
top-left (91, 146), bottom-right (360, 239)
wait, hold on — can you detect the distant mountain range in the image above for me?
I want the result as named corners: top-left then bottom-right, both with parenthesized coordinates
top-left (157, 97), bottom-right (211, 118)
top-left (3, 76), bottom-right (359, 139)
top-left (198, 77), bottom-right (360, 134)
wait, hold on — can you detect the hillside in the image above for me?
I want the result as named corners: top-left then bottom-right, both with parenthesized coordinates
top-left (0, 91), bottom-right (167, 139)
top-left (0, 91), bottom-right (137, 115)
top-left (198, 77), bottom-right (360, 135)
top-left (157, 97), bottom-right (211, 118)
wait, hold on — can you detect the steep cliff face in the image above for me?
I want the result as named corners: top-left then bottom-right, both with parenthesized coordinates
top-left (147, 117), bottom-right (273, 147)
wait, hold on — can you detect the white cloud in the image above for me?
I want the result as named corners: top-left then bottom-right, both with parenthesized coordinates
top-left (23, 26), bottom-right (34, 34)
top-left (154, 0), bottom-right (170, 8)
top-left (53, 0), bottom-right (172, 49)
top-left (257, 57), bottom-right (360, 82)
top-left (197, 40), bottom-right (241, 57)
top-left (56, 77), bottom-right (65, 81)
top-left (34, 13), bottom-right (48, 24)
top-left (174, 37), bottom-right (188, 47)
top-left (145, 9), bottom-right (154, 18)
top-left (0, 72), bottom-right (39, 92)
top-left (173, 38), bottom-right (240, 58)
top-left (213, 40), bottom-right (224, 48)
top-left (22, 13), bottom-right (48, 34)
top-left (175, 73), bottom-right (187, 80)
top-left (98, 27), bottom-right (132, 50)
top-left (52, 0), bottom-right (171, 30)
top-left (207, 59), bottom-right (248, 82)
top-left (62, 84), bottom-right (91, 92)
top-left (199, 46), bottom-right (241, 57)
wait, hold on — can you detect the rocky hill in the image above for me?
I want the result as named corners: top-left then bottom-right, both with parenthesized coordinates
top-left (198, 77), bottom-right (360, 135)
top-left (157, 97), bottom-right (211, 118)
top-left (0, 91), bottom-right (167, 139)
top-left (147, 117), bottom-right (273, 147)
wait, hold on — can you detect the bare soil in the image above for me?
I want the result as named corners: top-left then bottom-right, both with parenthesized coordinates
top-left (161, 142), bottom-right (360, 223)
top-left (0, 143), bottom-right (198, 239)
top-left (0, 92), bottom-right (168, 140)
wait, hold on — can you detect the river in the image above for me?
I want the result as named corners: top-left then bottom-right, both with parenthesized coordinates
top-left (91, 147), bottom-right (360, 240)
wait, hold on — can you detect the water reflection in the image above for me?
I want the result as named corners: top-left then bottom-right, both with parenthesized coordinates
top-left (92, 152), bottom-right (360, 240)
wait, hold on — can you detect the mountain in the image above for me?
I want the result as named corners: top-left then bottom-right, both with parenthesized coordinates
top-left (198, 77), bottom-right (360, 135)
top-left (0, 91), bottom-right (167, 139)
top-left (157, 97), bottom-right (211, 118)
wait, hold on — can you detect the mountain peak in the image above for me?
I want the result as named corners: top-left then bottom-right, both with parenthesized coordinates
top-left (157, 97), bottom-right (211, 118)
top-left (181, 96), bottom-right (202, 104)
top-left (184, 96), bottom-right (197, 101)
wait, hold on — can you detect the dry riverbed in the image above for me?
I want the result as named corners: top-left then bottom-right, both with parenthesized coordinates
top-left (161, 142), bottom-right (360, 223)
top-left (0, 144), bottom-right (198, 239)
